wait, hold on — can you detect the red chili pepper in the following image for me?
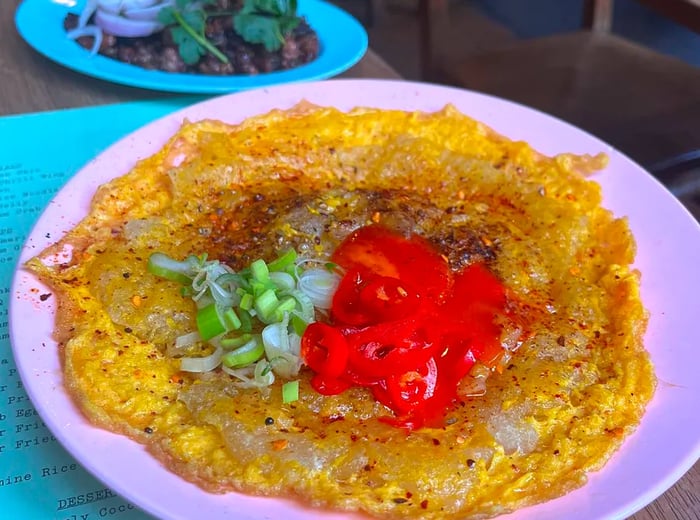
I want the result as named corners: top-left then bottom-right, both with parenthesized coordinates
top-left (300, 322), bottom-right (349, 378)
top-left (331, 225), bottom-right (452, 302)
top-left (330, 268), bottom-right (373, 326)
top-left (383, 358), bottom-right (439, 415)
top-left (345, 318), bottom-right (439, 378)
top-left (302, 225), bottom-right (511, 431)
top-left (358, 275), bottom-right (421, 322)
top-left (310, 374), bottom-right (352, 396)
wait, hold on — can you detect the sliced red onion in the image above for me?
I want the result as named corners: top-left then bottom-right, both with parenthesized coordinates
top-left (66, 25), bottom-right (103, 55)
top-left (94, 0), bottom-right (124, 15)
top-left (124, 0), bottom-right (174, 21)
top-left (126, 0), bottom-right (162, 7)
top-left (97, 0), bottom-right (161, 15)
top-left (77, 0), bottom-right (100, 28)
top-left (94, 8), bottom-right (164, 37)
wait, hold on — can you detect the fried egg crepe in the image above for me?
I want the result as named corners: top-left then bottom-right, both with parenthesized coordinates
top-left (27, 104), bottom-right (655, 519)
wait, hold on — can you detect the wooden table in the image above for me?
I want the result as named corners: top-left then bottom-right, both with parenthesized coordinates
top-left (0, 0), bottom-right (400, 115)
top-left (1, 2), bottom-right (698, 520)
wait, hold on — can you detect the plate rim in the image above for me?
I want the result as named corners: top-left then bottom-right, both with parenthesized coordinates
top-left (9, 78), bottom-right (700, 520)
top-left (14, 0), bottom-right (369, 94)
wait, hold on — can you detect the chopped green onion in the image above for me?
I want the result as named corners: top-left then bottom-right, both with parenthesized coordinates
top-left (285, 263), bottom-right (300, 277)
top-left (147, 252), bottom-right (195, 284)
top-left (260, 362), bottom-right (273, 376)
top-left (288, 333), bottom-right (301, 356)
top-left (220, 333), bottom-right (253, 349)
top-left (151, 248), bottom-right (337, 389)
top-left (269, 271), bottom-right (296, 291)
top-left (290, 312), bottom-right (310, 336)
top-left (222, 338), bottom-right (265, 368)
top-left (180, 346), bottom-right (223, 373)
top-left (297, 268), bottom-right (341, 310)
top-left (282, 380), bottom-right (299, 403)
top-left (222, 308), bottom-right (242, 330)
top-left (215, 273), bottom-right (241, 289)
top-left (254, 359), bottom-right (275, 386)
top-left (250, 279), bottom-right (275, 297)
top-left (288, 290), bottom-right (315, 321)
top-left (261, 318), bottom-right (301, 378)
top-left (273, 296), bottom-right (297, 322)
top-left (175, 331), bottom-right (201, 349)
top-left (255, 288), bottom-right (279, 320)
top-left (250, 258), bottom-right (269, 282)
top-left (267, 248), bottom-right (297, 272)
top-left (196, 304), bottom-right (229, 340)
top-left (262, 321), bottom-right (289, 354)
top-left (221, 359), bottom-right (275, 388)
top-left (238, 308), bottom-right (253, 333)
top-left (239, 292), bottom-right (254, 311)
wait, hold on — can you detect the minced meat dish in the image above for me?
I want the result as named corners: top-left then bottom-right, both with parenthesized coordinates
top-left (63, 5), bottom-right (319, 76)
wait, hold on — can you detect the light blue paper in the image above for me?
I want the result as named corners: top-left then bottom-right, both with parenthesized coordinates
top-left (0, 97), bottom-right (203, 520)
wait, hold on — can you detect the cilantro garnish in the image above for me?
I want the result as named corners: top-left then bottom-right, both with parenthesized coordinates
top-left (233, 0), bottom-right (300, 52)
top-left (158, 0), bottom-right (229, 65)
top-left (157, 0), bottom-right (302, 66)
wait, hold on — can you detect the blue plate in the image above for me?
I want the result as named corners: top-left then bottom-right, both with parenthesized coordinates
top-left (15, 0), bottom-right (368, 94)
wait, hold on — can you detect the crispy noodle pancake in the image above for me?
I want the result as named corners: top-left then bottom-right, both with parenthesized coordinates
top-left (27, 103), bottom-right (655, 519)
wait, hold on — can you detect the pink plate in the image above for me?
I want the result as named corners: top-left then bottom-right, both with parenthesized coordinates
top-left (10, 79), bottom-right (700, 520)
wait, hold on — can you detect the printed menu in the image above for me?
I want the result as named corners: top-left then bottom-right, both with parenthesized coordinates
top-left (0, 98), bottom-right (201, 520)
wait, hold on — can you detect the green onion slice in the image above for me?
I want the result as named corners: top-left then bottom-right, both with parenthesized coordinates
top-left (222, 307), bottom-right (242, 330)
top-left (220, 333), bottom-right (253, 349)
top-left (269, 271), bottom-right (296, 291)
top-left (222, 338), bottom-right (265, 368)
top-left (180, 346), bottom-right (223, 373)
top-left (174, 331), bottom-right (201, 349)
top-left (282, 380), bottom-right (299, 403)
top-left (290, 312), bottom-right (310, 336)
top-left (267, 248), bottom-right (297, 272)
top-left (147, 252), bottom-right (195, 284)
top-left (255, 288), bottom-right (280, 321)
top-left (153, 248), bottom-right (338, 390)
top-left (297, 267), bottom-right (341, 310)
top-left (250, 258), bottom-right (270, 282)
top-left (239, 292), bottom-right (254, 311)
top-left (196, 303), bottom-right (240, 340)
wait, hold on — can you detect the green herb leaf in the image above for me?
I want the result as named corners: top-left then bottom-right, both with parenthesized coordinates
top-left (171, 26), bottom-right (206, 64)
top-left (181, 9), bottom-right (206, 34)
top-left (234, 13), bottom-right (285, 52)
top-left (277, 15), bottom-right (300, 34)
top-left (233, 0), bottom-right (301, 51)
top-left (160, 1), bottom-right (230, 65)
top-left (157, 6), bottom-right (177, 25)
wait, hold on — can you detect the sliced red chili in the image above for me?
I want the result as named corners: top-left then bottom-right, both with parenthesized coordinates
top-left (310, 374), bottom-right (352, 395)
top-left (345, 318), bottom-right (439, 378)
top-left (300, 322), bottom-right (349, 378)
top-left (302, 224), bottom-right (512, 430)
top-left (331, 225), bottom-right (453, 302)
top-left (331, 226), bottom-right (401, 279)
top-left (384, 358), bottom-right (439, 415)
top-left (331, 268), bottom-right (373, 326)
top-left (358, 276), bottom-right (421, 322)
